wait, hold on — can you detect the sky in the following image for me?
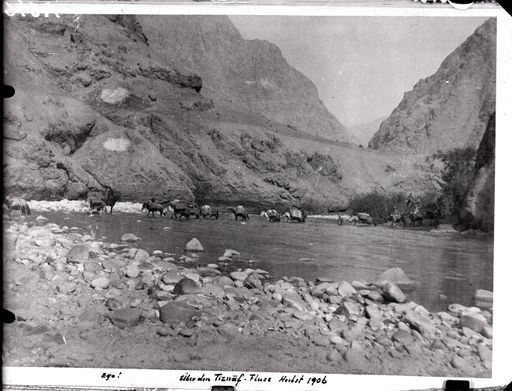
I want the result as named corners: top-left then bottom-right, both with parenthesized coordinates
top-left (230, 16), bottom-right (488, 127)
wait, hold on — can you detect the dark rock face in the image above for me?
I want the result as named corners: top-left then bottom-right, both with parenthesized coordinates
top-left (459, 113), bottom-right (495, 232)
top-left (369, 19), bottom-right (496, 154)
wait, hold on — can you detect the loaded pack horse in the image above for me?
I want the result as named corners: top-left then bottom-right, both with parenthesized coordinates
top-left (289, 208), bottom-right (307, 223)
top-left (228, 206), bottom-right (249, 221)
top-left (172, 201), bottom-right (200, 219)
top-left (87, 196), bottom-right (107, 215)
top-left (348, 212), bottom-right (376, 226)
top-left (4, 197), bottom-right (31, 216)
top-left (142, 199), bottom-right (170, 217)
top-left (200, 205), bottom-right (220, 219)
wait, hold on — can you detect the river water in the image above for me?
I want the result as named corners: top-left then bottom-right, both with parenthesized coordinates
top-left (33, 211), bottom-right (493, 313)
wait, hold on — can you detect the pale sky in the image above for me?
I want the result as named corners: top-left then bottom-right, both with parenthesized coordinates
top-left (230, 16), bottom-right (488, 127)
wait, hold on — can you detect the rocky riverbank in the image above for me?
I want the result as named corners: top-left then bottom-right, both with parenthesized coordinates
top-left (3, 217), bottom-right (493, 376)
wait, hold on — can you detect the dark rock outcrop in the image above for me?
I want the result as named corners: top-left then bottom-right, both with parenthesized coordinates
top-left (459, 113), bottom-right (495, 232)
top-left (369, 19), bottom-right (496, 154)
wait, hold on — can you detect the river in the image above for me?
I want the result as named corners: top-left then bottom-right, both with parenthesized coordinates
top-left (31, 211), bottom-right (493, 313)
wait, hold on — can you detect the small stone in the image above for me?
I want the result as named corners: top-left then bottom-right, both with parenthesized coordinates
top-left (184, 238), bottom-right (204, 252)
top-left (91, 277), bottom-right (110, 289)
top-left (342, 327), bottom-right (363, 342)
top-left (162, 271), bottom-right (182, 285)
top-left (326, 350), bottom-right (343, 362)
top-left (338, 281), bottom-right (357, 296)
top-left (160, 301), bottom-right (198, 324)
top-left (313, 336), bottom-right (330, 347)
top-left (173, 277), bottom-right (201, 295)
top-left (451, 356), bottom-right (466, 369)
top-left (108, 308), bottom-right (141, 328)
top-left (196, 267), bottom-right (221, 278)
top-left (337, 302), bottom-right (360, 318)
top-left (126, 264), bottom-right (140, 278)
top-left (329, 335), bottom-right (344, 345)
top-left (272, 292), bottom-right (283, 302)
top-left (244, 272), bottom-right (262, 289)
top-left (344, 346), bottom-right (366, 365)
top-left (121, 233), bottom-right (141, 242)
top-left (477, 344), bottom-right (492, 362)
top-left (482, 326), bottom-right (493, 339)
top-left (105, 298), bottom-right (122, 311)
top-left (132, 249), bottom-right (150, 263)
top-left (179, 328), bottom-right (195, 338)
top-left (57, 282), bottom-right (76, 295)
top-left (66, 245), bottom-right (90, 264)
top-left (405, 310), bottom-right (436, 338)
top-left (365, 305), bottom-right (382, 320)
top-left (78, 310), bottom-right (103, 329)
top-left (392, 329), bottom-right (414, 344)
top-left (216, 276), bottom-right (234, 287)
top-left (367, 291), bottom-right (384, 302)
top-left (382, 282), bottom-right (406, 303)
top-left (282, 293), bottom-right (307, 312)
top-left (222, 249), bottom-right (240, 258)
top-left (230, 271), bottom-right (248, 281)
top-left (460, 312), bottom-right (488, 334)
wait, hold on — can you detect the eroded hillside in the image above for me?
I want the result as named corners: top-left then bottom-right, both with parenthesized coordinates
top-left (4, 15), bottom-right (439, 210)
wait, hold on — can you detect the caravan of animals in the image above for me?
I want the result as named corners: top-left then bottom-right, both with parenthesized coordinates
top-left (3, 15), bottom-right (495, 376)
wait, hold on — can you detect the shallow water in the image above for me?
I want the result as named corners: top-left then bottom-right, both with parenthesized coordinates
top-left (31, 211), bottom-right (493, 312)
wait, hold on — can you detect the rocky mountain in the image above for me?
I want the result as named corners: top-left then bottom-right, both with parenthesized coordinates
top-left (3, 15), bottom-right (438, 210)
top-left (459, 113), bottom-right (495, 232)
top-left (368, 18), bottom-right (496, 154)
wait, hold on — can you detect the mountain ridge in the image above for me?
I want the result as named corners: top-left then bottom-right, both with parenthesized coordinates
top-left (368, 18), bottom-right (496, 154)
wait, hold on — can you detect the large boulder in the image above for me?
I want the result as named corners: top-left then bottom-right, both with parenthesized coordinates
top-left (184, 238), bottom-right (204, 252)
top-left (373, 267), bottom-right (414, 291)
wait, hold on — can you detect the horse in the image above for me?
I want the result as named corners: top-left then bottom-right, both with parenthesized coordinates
top-left (349, 212), bottom-right (376, 226)
top-left (173, 201), bottom-right (200, 219)
top-left (142, 201), bottom-right (167, 217)
top-left (386, 213), bottom-right (403, 227)
top-left (267, 209), bottom-right (281, 223)
top-left (337, 214), bottom-right (350, 225)
top-left (103, 186), bottom-right (121, 214)
top-left (407, 206), bottom-right (423, 227)
top-left (87, 197), bottom-right (107, 215)
top-left (4, 197), bottom-right (31, 216)
top-left (200, 205), bottom-right (219, 219)
top-left (289, 208), bottom-right (307, 223)
top-left (228, 206), bottom-right (249, 221)
top-left (282, 212), bottom-right (291, 222)
top-left (260, 211), bottom-right (269, 221)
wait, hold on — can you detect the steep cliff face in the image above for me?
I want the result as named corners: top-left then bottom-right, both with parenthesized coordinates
top-left (459, 113), bottom-right (495, 232)
top-left (3, 15), bottom-right (434, 209)
top-left (368, 18), bottom-right (496, 154)
top-left (135, 16), bottom-right (351, 142)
